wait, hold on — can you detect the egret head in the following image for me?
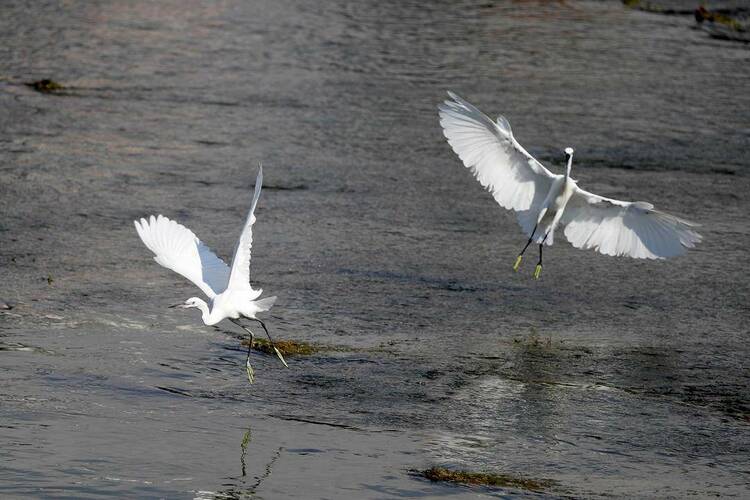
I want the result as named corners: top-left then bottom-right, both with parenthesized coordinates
top-left (169, 297), bottom-right (203, 309)
top-left (564, 147), bottom-right (574, 159)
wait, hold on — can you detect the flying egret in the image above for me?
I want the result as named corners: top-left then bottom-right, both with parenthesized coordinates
top-left (133, 164), bottom-right (286, 383)
top-left (438, 92), bottom-right (702, 279)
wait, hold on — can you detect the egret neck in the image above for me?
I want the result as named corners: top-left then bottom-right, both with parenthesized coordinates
top-left (564, 147), bottom-right (574, 179)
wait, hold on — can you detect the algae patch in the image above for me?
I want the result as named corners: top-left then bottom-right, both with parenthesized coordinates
top-left (418, 467), bottom-right (557, 492)
top-left (25, 79), bottom-right (65, 93)
top-left (243, 337), bottom-right (318, 357)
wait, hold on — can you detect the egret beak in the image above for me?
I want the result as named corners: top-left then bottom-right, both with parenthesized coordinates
top-left (168, 303), bottom-right (186, 308)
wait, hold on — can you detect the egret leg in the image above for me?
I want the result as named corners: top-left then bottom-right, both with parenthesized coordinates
top-left (230, 318), bottom-right (256, 384)
top-left (534, 232), bottom-right (550, 280)
top-left (514, 224), bottom-right (538, 271)
top-left (250, 318), bottom-right (289, 368)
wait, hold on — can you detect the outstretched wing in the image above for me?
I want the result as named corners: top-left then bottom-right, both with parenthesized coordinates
top-left (561, 186), bottom-right (702, 259)
top-left (134, 215), bottom-right (231, 298)
top-left (226, 164), bottom-right (264, 293)
top-left (438, 92), bottom-right (559, 224)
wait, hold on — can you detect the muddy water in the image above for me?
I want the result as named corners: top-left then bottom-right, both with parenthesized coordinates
top-left (1, 0), bottom-right (749, 498)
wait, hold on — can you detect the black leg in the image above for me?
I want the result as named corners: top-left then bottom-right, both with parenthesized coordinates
top-left (534, 232), bottom-right (549, 280)
top-left (231, 318), bottom-right (256, 349)
top-left (250, 318), bottom-right (288, 368)
top-left (514, 223), bottom-right (538, 271)
top-left (230, 318), bottom-right (256, 384)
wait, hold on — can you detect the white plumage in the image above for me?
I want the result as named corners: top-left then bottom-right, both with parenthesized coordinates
top-left (438, 91), bottom-right (701, 277)
top-left (134, 164), bottom-right (285, 382)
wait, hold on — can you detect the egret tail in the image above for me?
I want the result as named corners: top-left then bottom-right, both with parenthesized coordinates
top-left (254, 296), bottom-right (277, 312)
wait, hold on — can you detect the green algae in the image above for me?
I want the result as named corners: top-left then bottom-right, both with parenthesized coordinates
top-left (26, 79), bottom-right (65, 93)
top-left (242, 337), bottom-right (319, 357)
top-left (419, 466), bottom-right (557, 492)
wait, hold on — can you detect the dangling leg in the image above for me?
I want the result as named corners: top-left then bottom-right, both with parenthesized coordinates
top-left (534, 232), bottom-right (550, 280)
top-left (250, 318), bottom-right (288, 368)
top-left (534, 244), bottom-right (543, 279)
top-left (514, 224), bottom-right (538, 271)
top-left (230, 318), bottom-right (256, 384)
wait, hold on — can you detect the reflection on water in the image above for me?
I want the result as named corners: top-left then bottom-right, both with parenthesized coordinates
top-left (202, 422), bottom-right (283, 500)
top-left (240, 425), bottom-right (251, 478)
top-left (1, 0), bottom-right (749, 497)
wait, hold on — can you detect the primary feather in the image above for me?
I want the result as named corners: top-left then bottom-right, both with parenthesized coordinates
top-left (133, 166), bottom-right (268, 299)
top-left (227, 164), bottom-right (264, 293)
top-left (133, 215), bottom-right (230, 298)
top-left (438, 91), bottom-right (558, 214)
top-left (561, 187), bottom-right (702, 259)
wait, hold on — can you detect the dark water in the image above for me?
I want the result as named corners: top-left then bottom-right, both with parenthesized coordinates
top-left (1, 0), bottom-right (749, 498)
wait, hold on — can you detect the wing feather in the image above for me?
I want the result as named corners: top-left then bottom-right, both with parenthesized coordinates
top-left (438, 91), bottom-right (559, 221)
top-left (226, 164), bottom-right (263, 294)
top-left (561, 187), bottom-right (702, 259)
top-left (134, 215), bottom-right (230, 298)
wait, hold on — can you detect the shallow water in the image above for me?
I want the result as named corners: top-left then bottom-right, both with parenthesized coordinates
top-left (1, 0), bottom-right (749, 498)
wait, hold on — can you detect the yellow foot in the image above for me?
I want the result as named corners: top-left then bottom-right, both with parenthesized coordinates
top-left (246, 359), bottom-right (255, 384)
top-left (533, 264), bottom-right (543, 280)
top-left (513, 255), bottom-right (523, 272)
top-left (274, 346), bottom-right (289, 368)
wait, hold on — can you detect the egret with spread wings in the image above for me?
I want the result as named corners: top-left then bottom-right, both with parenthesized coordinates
top-left (134, 164), bottom-right (286, 383)
top-left (438, 92), bottom-right (701, 279)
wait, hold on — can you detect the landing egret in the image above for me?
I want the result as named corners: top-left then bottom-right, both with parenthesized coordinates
top-left (134, 164), bottom-right (286, 383)
top-left (438, 92), bottom-right (701, 279)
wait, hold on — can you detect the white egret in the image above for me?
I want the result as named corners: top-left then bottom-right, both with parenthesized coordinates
top-left (438, 92), bottom-right (702, 279)
top-left (134, 164), bottom-right (286, 383)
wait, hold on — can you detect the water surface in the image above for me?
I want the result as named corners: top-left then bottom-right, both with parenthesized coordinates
top-left (1, 0), bottom-right (749, 498)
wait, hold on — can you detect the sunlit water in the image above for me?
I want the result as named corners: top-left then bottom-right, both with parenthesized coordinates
top-left (1, 0), bottom-right (749, 498)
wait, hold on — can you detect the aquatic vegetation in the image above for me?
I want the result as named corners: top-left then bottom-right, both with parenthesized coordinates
top-left (243, 337), bottom-right (318, 356)
top-left (512, 331), bottom-right (552, 349)
top-left (25, 79), bottom-right (65, 93)
top-left (419, 466), bottom-right (557, 492)
top-left (694, 7), bottom-right (744, 31)
top-left (621, 0), bottom-right (692, 15)
top-left (694, 6), bottom-right (749, 42)
top-left (240, 426), bottom-right (251, 477)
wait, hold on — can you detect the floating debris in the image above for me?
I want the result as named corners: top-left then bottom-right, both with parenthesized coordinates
top-left (418, 467), bottom-right (557, 492)
top-left (25, 79), bottom-right (65, 93)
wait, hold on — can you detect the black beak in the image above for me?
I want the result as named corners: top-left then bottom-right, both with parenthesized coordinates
top-left (168, 303), bottom-right (183, 309)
